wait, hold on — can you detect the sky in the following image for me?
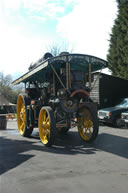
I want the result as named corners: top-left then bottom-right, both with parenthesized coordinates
top-left (0, 0), bottom-right (118, 79)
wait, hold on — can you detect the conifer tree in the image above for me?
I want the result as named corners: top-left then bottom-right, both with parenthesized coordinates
top-left (107, 0), bottom-right (128, 79)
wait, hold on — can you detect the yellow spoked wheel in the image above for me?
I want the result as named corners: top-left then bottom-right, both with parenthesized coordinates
top-left (38, 106), bottom-right (55, 147)
top-left (77, 107), bottom-right (99, 142)
top-left (17, 94), bottom-right (26, 136)
top-left (17, 94), bottom-right (33, 137)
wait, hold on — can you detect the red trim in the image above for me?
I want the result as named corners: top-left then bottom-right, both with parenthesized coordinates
top-left (70, 89), bottom-right (90, 97)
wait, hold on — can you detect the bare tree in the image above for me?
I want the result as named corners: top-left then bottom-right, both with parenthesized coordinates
top-left (0, 72), bottom-right (23, 103)
top-left (0, 72), bottom-right (12, 87)
top-left (46, 40), bottom-right (75, 56)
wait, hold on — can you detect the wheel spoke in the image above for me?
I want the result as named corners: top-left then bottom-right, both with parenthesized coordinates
top-left (42, 111), bottom-right (47, 122)
top-left (46, 116), bottom-right (49, 124)
top-left (20, 122), bottom-right (25, 131)
top-left (46, 127), bottom-right (50, 136)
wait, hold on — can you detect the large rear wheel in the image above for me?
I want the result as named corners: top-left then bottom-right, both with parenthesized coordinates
top-left (17, 94), bottom-right (33, 137)
top-left (38, 106), bottom-right (56, 147)
top-left (77, 106), bottom-right (99, 142)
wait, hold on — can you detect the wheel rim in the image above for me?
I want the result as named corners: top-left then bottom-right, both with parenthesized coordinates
top-left (39, 109), bottom-right (50, 145)
top-left (17, 95), bottom-right (26, 136)
top-left (78, 108), bottom-right (93, 141)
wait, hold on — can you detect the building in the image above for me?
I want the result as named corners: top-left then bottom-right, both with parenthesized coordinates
top-left (0, 93), bottom-right (16, 115)
top-left (88, 72), bottom-right (128, 109)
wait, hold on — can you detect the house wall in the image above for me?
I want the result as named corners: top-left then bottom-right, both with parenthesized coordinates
top-left (88, 73), bottom-right (128, 109)
top-left (88, 74), bottom-right (100, 104)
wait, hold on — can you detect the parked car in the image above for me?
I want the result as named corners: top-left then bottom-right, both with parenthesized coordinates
top-left (98, 98), bottom-right (128, 127)
top-left (121, 111), bottom-right (128, 127)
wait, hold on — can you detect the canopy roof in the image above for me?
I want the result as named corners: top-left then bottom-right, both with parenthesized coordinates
top-left (12, 53), bottom-right (108, 85)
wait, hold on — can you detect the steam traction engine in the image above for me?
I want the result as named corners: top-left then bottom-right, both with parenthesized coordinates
top-left (13, 53), bottom-right (107, 146)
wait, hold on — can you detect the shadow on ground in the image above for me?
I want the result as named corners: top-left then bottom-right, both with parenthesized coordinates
top-left (0, 128), bottom-right (128, 175)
